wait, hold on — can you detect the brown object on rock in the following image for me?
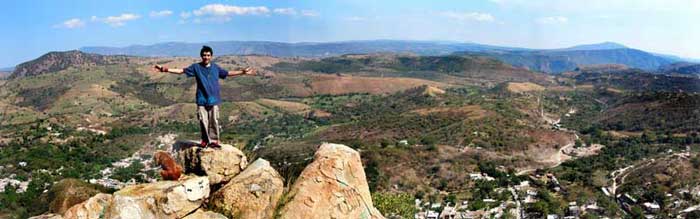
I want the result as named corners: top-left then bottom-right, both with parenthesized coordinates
top-left (154, 151), bottom-right (183, 180)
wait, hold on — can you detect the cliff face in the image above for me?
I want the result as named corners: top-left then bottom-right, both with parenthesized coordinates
top-left (30, 142), bottom-right (385, 219)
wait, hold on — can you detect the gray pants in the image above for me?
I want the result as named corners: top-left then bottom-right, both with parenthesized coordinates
top-left (197, 105), bottom-right (220, 143)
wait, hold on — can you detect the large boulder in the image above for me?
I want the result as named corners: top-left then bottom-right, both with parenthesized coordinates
top-left (46, 178), bottom-right (105, 215)
top-left (106, 175), bottom-right (209, 219)
top-left (174, 141), bottom-right (248, 185)
top-left (209, 159), bottom-right (284, 219)
top-left (63, 193), bottom-right (112, 219)
top-left (279, 143), bottom-right (385, 219)
top-left (182, 209), bottom-right (228, 219)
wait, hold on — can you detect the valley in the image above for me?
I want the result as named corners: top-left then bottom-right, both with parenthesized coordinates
top-left (0, 48), bottom-right (699, 218)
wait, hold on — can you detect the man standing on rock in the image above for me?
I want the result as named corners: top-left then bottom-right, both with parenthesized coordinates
top-left (154, 45), bottom-right (256, 148)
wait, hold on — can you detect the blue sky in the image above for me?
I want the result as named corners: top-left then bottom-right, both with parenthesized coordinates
top-left (1, 0), bottom-right (699, 67)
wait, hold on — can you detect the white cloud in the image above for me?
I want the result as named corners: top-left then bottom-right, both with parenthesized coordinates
top-left (273, 8), bottom-right (297, 15)
top-left (150, 10), bottom-right (173, 17)
top-left (180, 4), bottom-right (317, 23)
top-left (536, 16), bottom-right (568, 24)
top-left (53, 18), bottom-right (85, 29)
top-left (272, 8), bottom-right (318, 17)
top-left (182, 4), bottom-right (271, 23)
top-left (92, 13), bottom-right (140, 27)
top-left (193, 4), bottom-right (269, 17)
top-left (180, 12), bottom-right (192, 19)
top-left (300, 10), bottom-right (319, 17)
top-left (441, 11), bottom-right (495, 22)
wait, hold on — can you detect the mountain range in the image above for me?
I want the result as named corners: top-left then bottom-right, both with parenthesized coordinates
top-left (459, 48), bottom-right (676, 73)
top-left (80, 40), bottom-right (529, 57)
top-left (79, 40), bottom-right (695, 74)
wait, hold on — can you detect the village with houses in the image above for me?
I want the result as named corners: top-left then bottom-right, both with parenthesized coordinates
top-left (412, 153), bottom-right (700, 219)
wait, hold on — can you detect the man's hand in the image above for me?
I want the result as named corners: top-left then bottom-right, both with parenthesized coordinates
top-left (242, 67), bottom-right (256, 76)
top-left (153, 65), bottom-right (168, 73)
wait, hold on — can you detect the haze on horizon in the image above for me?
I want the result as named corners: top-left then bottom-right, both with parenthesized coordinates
top-left (1, 0), bottom-right (699, 67)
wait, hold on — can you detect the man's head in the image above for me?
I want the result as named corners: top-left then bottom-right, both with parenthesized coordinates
top-left (200, 45), bottom-right (213, 65)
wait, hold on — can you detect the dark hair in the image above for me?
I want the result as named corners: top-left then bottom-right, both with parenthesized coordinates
top-left (200, 45), bottom-right (213, 56)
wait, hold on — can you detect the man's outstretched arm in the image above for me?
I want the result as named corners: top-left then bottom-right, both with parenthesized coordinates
top-left (227, 67), bottom-right (256, 77)
top-left (154, 65), bottom-right (184, 74)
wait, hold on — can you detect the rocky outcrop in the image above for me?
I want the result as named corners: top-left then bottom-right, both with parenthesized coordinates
top-left (175, 142), bottom-right (248, 185)
top-left (48, 142), bottom-right (386, 219)
top-left (209, 159), bottom-right (284, 219)
top-left (279, 143), bottom-right (385, 219)
top-left (47, 178), bottom-right (105, 215)
top-left (63, 193), bottom-right (112, 219)
top-left (106, 175), bottom-right (209, 218)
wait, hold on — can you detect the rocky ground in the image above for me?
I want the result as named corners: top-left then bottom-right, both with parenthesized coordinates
top-left (28, 142), bottom-right (386, 219)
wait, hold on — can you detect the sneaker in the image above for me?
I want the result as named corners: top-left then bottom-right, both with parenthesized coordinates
top-left (200, 141), bottom-right (208, 147)
top-left (208, 142), bottom-right (221, 148)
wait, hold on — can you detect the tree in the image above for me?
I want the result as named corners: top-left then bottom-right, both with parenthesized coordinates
top-left (421, 136), bottom-right (437, 146)
top-left (692, 155), bottom-right (700, 169)
top-left (372, 193), bottom-right (417, 219)
top-left (530, 201), bottom-right (550, 216)
top-left (642, 131), bottom-right (657, 143)
top-left (380, 139), bottom-right (391, 148)
top-left (469, 200), bottom-right (487, 211)
top-left (590, 169), bottom-right (608, 187)
top-left (630, 206), bottom-right (645, 218)
top-left (445, 194), bottom-right (457, 204)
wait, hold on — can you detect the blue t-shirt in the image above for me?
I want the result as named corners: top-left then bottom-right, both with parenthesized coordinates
top-left (184, 62), bottom-right (228, 106)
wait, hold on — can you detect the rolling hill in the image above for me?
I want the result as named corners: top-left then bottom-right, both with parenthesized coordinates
top-left (269, 53), bottom-right (554, 86)
top-left (658, 62), bottom-right (700, 75)
top-left (458, 48), bottom-right (674, 73)
top-left (79, 40), bottom-right (691, 75)
top-left (9, 50), bottom-right (131, 79)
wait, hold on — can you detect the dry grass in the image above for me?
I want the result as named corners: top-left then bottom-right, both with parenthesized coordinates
top-left (255, 98), bottom-right (311, 115)
top-left (506, 82), bottom-right (545, 93)
top-left (546, 85), bottom-right (575, 92)
top-left (0, 99), bottom-right (45, 125)
top-left (409, 105), bottom-right (491, 120)
top-left (606, 130), bottom-right (644, 138)
top-left (46, 83), bottom-right (149, 127)
top-left (421, 86), bottom-right (445, 97)
top-left (306, 74), bottom-right (448, 95)
top-left (577, 84), bottom-right (595, 90)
